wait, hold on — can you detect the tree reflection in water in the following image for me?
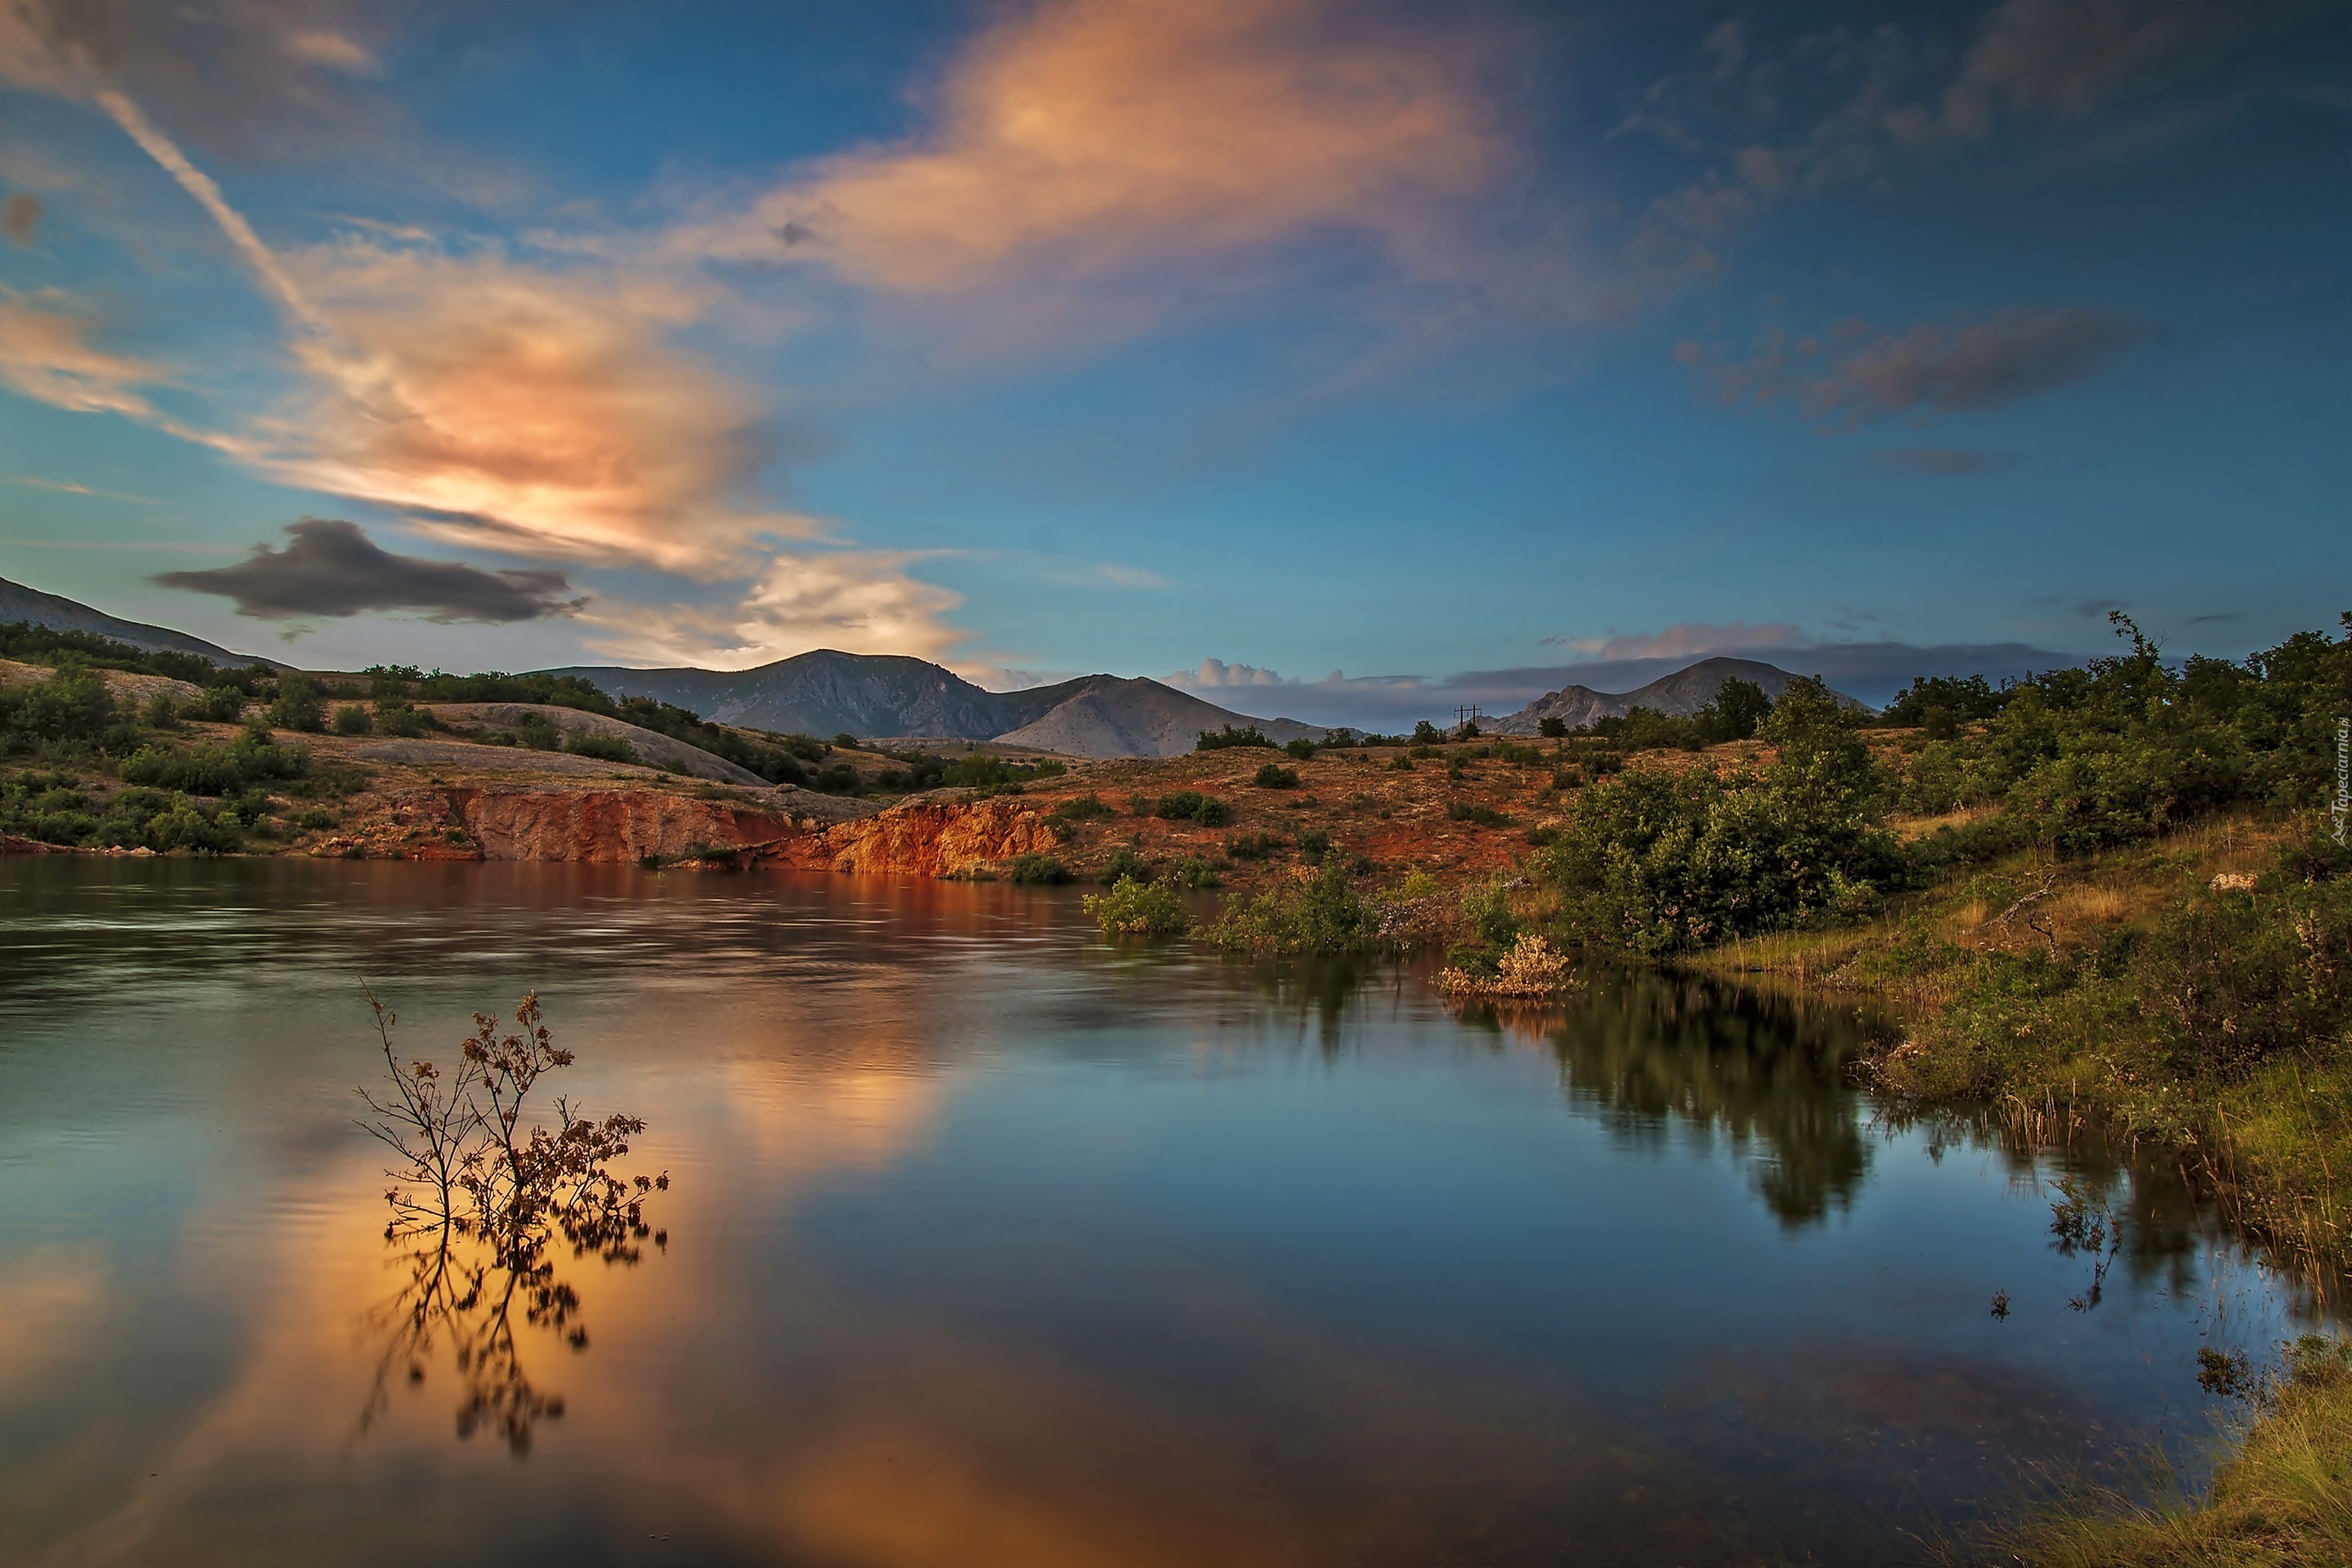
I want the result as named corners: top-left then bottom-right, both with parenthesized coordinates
top-left (354, 991), bottom-right (668, 1451)
top-left (1453, 969), bottom-right (1886, 1226)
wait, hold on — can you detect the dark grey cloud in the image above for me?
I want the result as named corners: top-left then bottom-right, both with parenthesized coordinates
top-left (157, 519), bottom-right (586, 624)
top-left (1686, 309), bottom-right (2148, 426)
top-left (1873, 446), bottom-right (2010, 475)
top-left (1, 195), bottom-right (41, 247)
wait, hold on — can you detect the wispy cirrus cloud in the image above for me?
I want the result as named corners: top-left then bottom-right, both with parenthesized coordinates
top-left (1680, 309), bottom-right (2147, 426)
top-left (156, 519), bottom-right (586, 624)
top-left (0, 289), bottom-right (168, 416)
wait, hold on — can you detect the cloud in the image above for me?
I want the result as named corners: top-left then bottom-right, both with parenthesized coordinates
top-left (248, 238), bottom-right (806, 572)
top-left (0, 290), bottom-right (167, 416)
top-left (1165, 657), bottom-right (1313, 691)
top-left (1538, 621), bottom-right (1804, 660)
top-left (1873, 446), bottom-right (2011, 475)
top-left (1040, 562), bottom-right (1170, 590)
top-left (1686, 309), bottom-right (2147, 425)
top-left (0, 0), bottom-right (392, 155)
top-left (1625, 2), bottom-right (2336, 275)
top-left (155, 519), bottom-right (586, 623)
top-left (689, 0), bottom-right (1507, 298)
top-left (1936, 0), bottom-right (2331, 136)
top-left (583, 550), bottom-right (966, 670)
top-left (1, 193), bottom-right (38, 245)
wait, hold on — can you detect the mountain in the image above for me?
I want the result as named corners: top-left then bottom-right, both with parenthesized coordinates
top-left (0, 575), bottom-right (278, 668)
top-left (546, 652), bottom-right (1329, 758)
top-left (1486, 657), bottom-right (1866, 735)
top-left (992, 677), bottom-right (1325, 758)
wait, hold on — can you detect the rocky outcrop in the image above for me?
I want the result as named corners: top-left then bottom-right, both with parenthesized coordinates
top-left (761, 796), bottom-right (1059, 877)
top-left (450, 787), bottom-right (801, 862)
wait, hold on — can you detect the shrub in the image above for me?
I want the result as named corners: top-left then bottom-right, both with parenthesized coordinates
top-left (193, 685), bottom-right (248, 723)
top-left (1296, 827), bottom-right (1332, 862)
top-left (1411, 721), bottom-right (1444, 745)
top-left (118, 732), bottom-right (310, 795)
top-left (1206, 861), bottom-right (1376, 956)
top-left (1253, 764), bottom-right (1299, 789)
top-left (1226, 831), bottom-right (1284, 861)
top-left (832, 733), bottom-right (861, 749)
top-left (813, 763), bottom-right (859, 793)
top-left (332, 704), bottom-right (374, 736)
top-left (1051, 792), bottom-right (1112, 821)
top-left (1439, 933), bottom-right (1575, 998)
top-left (1388, 755), bottom-right (1414, 771)
top-left (941, 755), bottom-right (1065, 792)
top-left (1098, 844), bottom-right (1153, 884)
top-left (1541, 686), bottom-right (1898, 953)
top-left (1538, 716), bottom-right (1568, 738)
top-left (375, 701), bottom-right (428, 737)
top-left (143, 692), bottom-right (180, 728)
top-left (265, 674), bottom-right (326, 733)
top-left (296, 807), bottom-right (335, 830)
top-left (1085, 877), bottom-right (1190, 936)
top-left (0, 664), bottom-right (118, 752)
top-left (564, 733), bottom-right (639, 765)
top-left (1008, 853), bottom-right (1072, 884)
top-left (1153, 791), bottom-right (1231, 826)
top-left (1447, 801), bottom-right (1512, 827)
top-left (1168, 854), bottom-right (1222, 889)
top-left (1196, 724), bottom-right (1273, 751)
top-left (1283, 737), bottom-right (1316, 760)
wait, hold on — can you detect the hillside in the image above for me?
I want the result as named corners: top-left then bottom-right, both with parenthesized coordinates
top-left (548, 651), bottom-right (1328, 758)
top-left (0, 574), bottom-right (277, 668)
top-left (992, 677), bottom-right (1325, 759)
top-left (1487, 657), bottom-right (1863, 734)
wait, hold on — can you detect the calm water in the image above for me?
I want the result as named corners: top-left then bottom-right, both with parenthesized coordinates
top-left (0, 859), bottom-right (2301, 1566)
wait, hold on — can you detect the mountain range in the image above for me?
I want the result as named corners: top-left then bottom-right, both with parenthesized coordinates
top-left (2, 574), bottom-right (1860, 757)
top-left (1, 574), bottom-right (277, 668)
top-left (543, 654), bottom-right (1329, 757)
top-left (1485, 657), bottom-right (1862, 735)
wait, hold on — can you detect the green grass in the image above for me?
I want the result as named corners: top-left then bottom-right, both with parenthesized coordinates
top-left (1993, 1337), bottom-right (2352, 1567)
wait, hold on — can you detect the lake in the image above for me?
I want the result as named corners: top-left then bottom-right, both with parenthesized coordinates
top-left (0, 858), bottom-right (2304, 1566)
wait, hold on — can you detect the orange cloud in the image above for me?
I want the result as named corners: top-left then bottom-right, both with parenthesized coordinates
top-left (241, 239), bottom-right (809, 572)
top-left (694, 0), bottom-right (1506, 294)
top-left (0, 290), bottom-right (167, 416)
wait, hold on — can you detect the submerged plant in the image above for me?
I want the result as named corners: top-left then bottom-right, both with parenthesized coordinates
top-left (355, 991), bottom-right (666, 1451)
top-left (1084, 876), bottom-right (1190, 936)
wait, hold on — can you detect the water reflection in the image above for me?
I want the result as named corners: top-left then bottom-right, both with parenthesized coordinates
top-left (356, 991), bottom-right (669, 1450)
top-left (0, 859), bottom-right (2314, 1566)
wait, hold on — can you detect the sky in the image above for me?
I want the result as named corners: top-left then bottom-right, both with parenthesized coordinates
top-left (0, 0), bottom-right (2347, 726)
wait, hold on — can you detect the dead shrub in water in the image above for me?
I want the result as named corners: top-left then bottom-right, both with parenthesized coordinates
top-left (1438, 933), bottom-right (1577, 998)
top-left (354, 990), bottom-right (667, 1451)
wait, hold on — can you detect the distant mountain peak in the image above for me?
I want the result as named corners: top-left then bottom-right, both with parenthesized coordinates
top-left (1486, 657), bottom-right (1864, 734)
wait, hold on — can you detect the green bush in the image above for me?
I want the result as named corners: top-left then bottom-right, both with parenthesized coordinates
top-left (1542, 681), bottom-right (1896, 953)
top-left (1085, 877), bottom-right (1191, 936)
top-left (1008, 853), bottom-right (1072, 884)
top-left (1050, 792), bottom-right (1112, 821)
top-left (564, 733), bottom-right (639, 765)
top-left (813, 763), bottom-right (858, 793)
top-left (1098, 844), bottom-right (1152, 884)
top-left (1152, 791), bottom-right (1231, 826)
top-left (194, 685), bottom-right (248, 723)
top-left (0, 664), bottom-right (118, 753)
top-left (1196, 724), bottom-right (1273, 751)
top-left (118, 731), bottom-right (310, 795)
top-left (332, 704), bottom-right (373, 736)
top-left (1253, 763), bottom-right (1300, 790)
top-left (832, 732), bottom-right (861, 749)
top-left (265, 674), bottom-right (325, 733)
top-left (1226, 831), bottom-right (1284, 861)
top-left (1446, 801), bottom-right (1512, 827)
top-left (1206, 861), bottom-right (1376, 956)
top-left (376, 701), bottom-right (429, 738)
top-left (1283, 737), bottom-right (1316, 760)
top-left (1538, 716), bottom-right (1568, 738)
top-left (1168, 854), bottom-right (1222, 889)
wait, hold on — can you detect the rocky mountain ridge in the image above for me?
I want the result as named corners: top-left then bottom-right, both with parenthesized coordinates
top-left (1486, 657), bottom-right (1864, 734)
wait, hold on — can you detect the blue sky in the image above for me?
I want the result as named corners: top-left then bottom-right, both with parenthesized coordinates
top-left (1, 0), bottom-right (2346, 724)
